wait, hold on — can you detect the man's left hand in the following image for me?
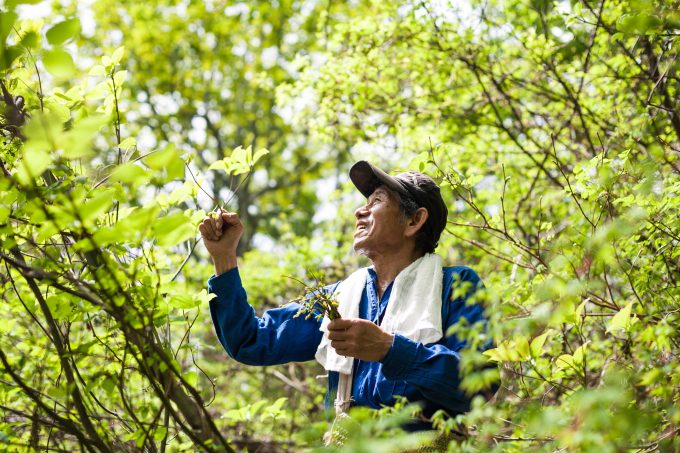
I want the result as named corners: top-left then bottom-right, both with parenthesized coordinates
top-left (327, 319), bottom-right (394, 362)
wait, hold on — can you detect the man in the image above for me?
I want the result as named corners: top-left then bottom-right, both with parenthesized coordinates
top-left (199, 160), bottom-right (488, 428)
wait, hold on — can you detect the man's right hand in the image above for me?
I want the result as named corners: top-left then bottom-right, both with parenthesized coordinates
top-left (199, 210), bottom-right (244, 275)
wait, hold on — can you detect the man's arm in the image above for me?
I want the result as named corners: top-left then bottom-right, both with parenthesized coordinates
top-left (208, 268), bottom-right (323, 365)
top-left (200, 211), bottom-right (323, 365)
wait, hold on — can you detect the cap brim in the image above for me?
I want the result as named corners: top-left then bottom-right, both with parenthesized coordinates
top-left (349, 161), bottom-right (408, 198)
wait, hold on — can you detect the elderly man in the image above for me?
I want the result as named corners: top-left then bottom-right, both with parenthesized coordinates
top-left (199, 161), bottom-right (488, 428)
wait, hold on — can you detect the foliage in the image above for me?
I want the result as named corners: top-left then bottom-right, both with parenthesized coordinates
top-left (76, 0), bottom-right (355, 254)
top-left (0, 3), bottom-right (295, 451)
top-left (284, 0), bottom-right (680, 451)
top-left (1, 0), bottom-right (679, 452)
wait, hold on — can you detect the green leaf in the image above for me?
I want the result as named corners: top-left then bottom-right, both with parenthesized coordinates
top-left (482, 347), bottom-right (501, 362)
top-left (100, 377), bottom-right (116, 396)
top-left (208, 159), bottom-right (228, 172)
top-left (113, 70), bottom-right (127, 86)
top-left (110, 163), bottom-right (149, 185)
top-left (36, 222), bottom-right (59, 242)
top-left (271, 397), bottom-right (287, 412)
top-left (153, 427), bottom-right (168, 442)
top-left (252, 148), bottom-right (270, 164)
top-left (606, 302), bottom-right (636, 334)
top-left (110, 46), bottom-right (125, 65)
top-left (0, 45), bottom-right (23, 71)
top-left (516, 337), bottom-right (530, 361)
top-left (23, 111), bottom-right (62, 147)
top-left (555, 353), bottom-right (575, 371)
top-left (80, 188), bottom-right (116, 224)
top-left (183, 371), bottom-right (198, 387)
top-left (91, 205), bottom-right (160, 246)
top-left (143, 145), bottom-right (185, 182)
top-left (555, 342), bottom-right (589, 372)
top-left (0, 12), bottom-right (18, 42)
top-left (574, 299), bottom-right (588, 327)
top-left (46, 294), bottom-right (73, 320)
top-left (0, 205), bottom-right (9, 223)
top-left (43, 48), bottom-right (76, 78)
top-left (617, 13), bottom-right (662, 34)
top-left (6, 0), bottom-right (43, 6)
top-left (223, 408), bottom-right (244, 421)
top-left (168, 294), bottom-right (199, 310)
top-left (44, 98), bottom-right (71, 123)
top-left (572, 342), bottom-right (588, 363)
top-left (194, 289), bottom-right (213, 306)
top-left (19, 30), bottom-right (39, 49)
top-left (530, 331), bottom-right (550, 357)
top-left (88, 64), bottom-right (106, 76)
top-left (0, 318), bottom-right (17, 334)
top-left (17, 147), bottom-right (52, 185)
top-left (143, 145), bottom-right (179, 170)
top-left (46, 19), bottom-right (81, 46)
top-left (232, 145), bottom-right (247, 165)
top-left (118, 137), bottom-right (136, 151)
top-left (247, 400), bottom-right (268, 420)
top-left (62, 116), bottom-right (106, 159)
top-left (46, 385), bottom-right (67, 399)
top-left (482, 340), bottom-right (523, 362)
top-left (151, 211), bottom-right (194, 247)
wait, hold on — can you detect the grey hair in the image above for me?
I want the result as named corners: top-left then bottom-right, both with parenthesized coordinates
top-left (397, 193), bottom-right (437, 254)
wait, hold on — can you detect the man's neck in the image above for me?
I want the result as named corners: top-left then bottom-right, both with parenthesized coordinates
top-left (370, 249), bottom-right (424, 298)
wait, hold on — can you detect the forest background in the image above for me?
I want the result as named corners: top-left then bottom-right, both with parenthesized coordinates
top-left (0, 0), bottom-right (678, 451)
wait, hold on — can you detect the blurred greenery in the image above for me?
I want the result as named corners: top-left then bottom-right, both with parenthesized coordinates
top-left (1, 0), bottom-right (678, 451)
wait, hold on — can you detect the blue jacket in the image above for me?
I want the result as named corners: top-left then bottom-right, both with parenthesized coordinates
top-left (208, 265), bottom-right (487, 426)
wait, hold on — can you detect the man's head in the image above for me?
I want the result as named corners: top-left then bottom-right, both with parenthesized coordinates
top-left (349, 161), bottom-right (448, 256)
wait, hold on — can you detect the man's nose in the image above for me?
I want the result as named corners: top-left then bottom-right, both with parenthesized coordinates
top-left (354, 204), bottom-right (368, 218)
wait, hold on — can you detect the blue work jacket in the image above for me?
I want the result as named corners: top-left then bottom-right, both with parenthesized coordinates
top-left (208, 265), bottom-right (487, 427)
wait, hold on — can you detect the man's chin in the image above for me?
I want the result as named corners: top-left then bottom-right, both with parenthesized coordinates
top-left (352, 238), bottom-right (367, 254)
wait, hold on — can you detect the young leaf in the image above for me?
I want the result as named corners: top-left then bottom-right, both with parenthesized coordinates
top-left (43, 48), bottom-right (76, 78)
top-left (168, 294), bottom-right (200, 310)
top-left (62, 116), bottom-right (106, 159)
top-left (113, 70), bottom-right (127, 86)
top-left (0, 12), bottom-right (18, 42)
top-left (80, 187), bottom-right (116, 224)
top-left (606, 302), bottom-right (636, 334)
top-left (17, 147), bottom-right (51, 185)
top-left (110, 163), bottom-right (149, 185)
top-left (530, 331), bottom-right (550, 357)
top-left (482, 347), bottom-right (502, 362)
top-left (252, 148), bottom-right (269, 164)
top-left (0, 45), bottom-right (23, 71)
top-left (110, 46), bottom-right (125, 65)
top-left (143, 144), bottom-right (180, 170)
top-left (151, 211), bottom-right (194, 247)
top-left (515, 337), bottom-right (530, 361)
top-left (118, 137), bottom-right (137, 151)
top-left (46, 18), bottom-right (81, 45)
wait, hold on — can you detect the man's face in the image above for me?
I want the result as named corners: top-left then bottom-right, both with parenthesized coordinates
top-left (353, 186), bottom-right (407, 257)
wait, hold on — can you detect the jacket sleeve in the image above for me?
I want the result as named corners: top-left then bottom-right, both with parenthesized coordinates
top-left (208, 267), bottom-right (324, 366)
top-left (378, 266), bottom-right (489, 414)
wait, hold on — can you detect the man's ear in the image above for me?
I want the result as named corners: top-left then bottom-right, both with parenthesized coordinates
top-left (404, 207), bottom-right (428, 238)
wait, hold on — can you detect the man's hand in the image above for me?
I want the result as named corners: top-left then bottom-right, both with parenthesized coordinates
top-left (198, 210), bottom-right (244, 275)
top-left (327, 319), bottom-right (394, 362)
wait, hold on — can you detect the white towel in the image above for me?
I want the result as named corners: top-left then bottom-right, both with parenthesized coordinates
top-left (315, 253), bottom-right (444, 374)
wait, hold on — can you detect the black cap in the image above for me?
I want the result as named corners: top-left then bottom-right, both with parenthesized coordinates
top-left (349, 161), bottom-right (448, 250)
